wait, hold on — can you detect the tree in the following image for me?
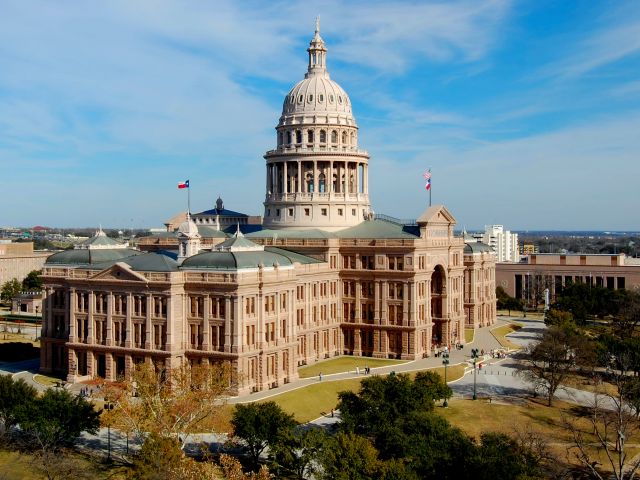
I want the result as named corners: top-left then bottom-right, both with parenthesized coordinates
top-left (496, 287), bottom-right (523, 316)
top-left (0, 279), bottom-right (22, 303)
top-left (270, 426), bottom-right (326, 479)
top-left (231, 401), bottom-right (297, 467)
top-left (319, 432), bottom-right (384, 480)
top-left (20, 388), bottom-right (100, 452)
top-left (472, 432), bottom-right (542, 480)
top-left (520, 326), bottom-right (586, 406)
top-left (104, 361), bottom-right (231, 450)
top-left (132, 433), bottom-right (185, 480)
top-left (0, 374), bottom-right (37, 434)
top-left (22, 270), bottom-right (43, 291)
top-left (338, 371), bottom-right (450, 438)
top-left (544, 308), bottom-right (575, 329)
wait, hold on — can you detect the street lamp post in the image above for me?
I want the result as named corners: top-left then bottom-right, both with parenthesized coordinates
top-left (104, 402), bottom-right (114, 461)
top-left (471, 348), bottom-right (479, 400)
top-left (442, 351), bottom-right (450, 408)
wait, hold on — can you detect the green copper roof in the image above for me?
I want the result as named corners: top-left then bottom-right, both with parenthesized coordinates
top-left (197, 226), bottom-right (229, 238)
top-left (464, 242), bottom-right (494, 254)
top-left (124, 252), bottom-right (179, 272)
top-left (246, 228), bottom-right (335, 239)
top-left (181, 250), bottom-right (296, 270)
top-left (264, 247), bottom-right (323, 264)
top-left (336, 220), bottom-right (419, 239)
top-left (46, 248), bottom-right (140, 266)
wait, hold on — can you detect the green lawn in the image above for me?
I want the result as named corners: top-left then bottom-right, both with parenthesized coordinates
top-left (298, 356), bottom-right (408, 378)
top-left (257, 363), bottom-right (467, 424)
top-left (490, 323), bottom-right (523, 350)
top-left (465, 328), bottom-right (474, 343)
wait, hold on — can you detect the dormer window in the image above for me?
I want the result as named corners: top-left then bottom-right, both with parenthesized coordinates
top-left (308, 95), bottom-right (313, 102)
top-left (329, 95), bottom-right (334, 103)
top-left (319, 94), bottom-right (324, 102)
top-left (338, 96), bottom-right (343, 104)
top-left (298, 95), bottom-right (303, 103)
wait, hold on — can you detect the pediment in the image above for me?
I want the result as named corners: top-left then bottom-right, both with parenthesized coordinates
top-left (416, 204), bottom-right (457, 226)
top-left (90, 262), bottom-right (148, 282)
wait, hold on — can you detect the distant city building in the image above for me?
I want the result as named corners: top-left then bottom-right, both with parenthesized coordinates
top-left (473, 225), bottom-right (519, 263)
top-left (496, 253), bottom-right (640, 306)
top-left (520, 243), bottom-right (539, 255)
top-left (12, 291), bottom-right (43, 316)
top-left (40, 23), bottom-right (496, 395)
top-left (0, 241), bottom-right (51, 286)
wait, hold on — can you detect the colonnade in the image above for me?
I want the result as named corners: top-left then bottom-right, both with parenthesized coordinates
top-left (266, 159), bottom-right (368, 196)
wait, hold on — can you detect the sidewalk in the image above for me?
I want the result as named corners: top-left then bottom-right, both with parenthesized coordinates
top-left (229, 318), bottom-right (510, 404)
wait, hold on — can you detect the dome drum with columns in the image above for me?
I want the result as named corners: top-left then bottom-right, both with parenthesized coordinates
top-left (263, 19), bottom-right (371, 231)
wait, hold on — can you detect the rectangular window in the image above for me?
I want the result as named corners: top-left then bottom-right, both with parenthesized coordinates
top-left (288, 208), bottom-right (293, 216)
top-left (304, 208), bottom-right (310, 216)
top-left (321, 208), bottom-right (327, 216)
top-left (352, 209), bottom-right (356, 216)
top-left (338, 208), bottom-right (343, 215)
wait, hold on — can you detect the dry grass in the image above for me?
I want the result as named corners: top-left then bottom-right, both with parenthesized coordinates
top-left (0, 333), bottom-right (39, 346)
top-left (440, 397), bottom-right (640, 474)
top-left (562, 373), bottom-right (619, 397)
top-left (298, 356), bottom-right (408, 378)
top-left (465, 328), bottom-right (475, 343)
top-left (33, 374), bottom-right (65, 387)
top-left (491, 323), bottom-right (523, 350)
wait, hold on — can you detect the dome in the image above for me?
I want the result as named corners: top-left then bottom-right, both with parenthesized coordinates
top-left (282, 76), bottom-right (353, 118)
top-left (278, 18), bottom-right (355, 126)
top-left (177, 215), bottom-right (199, 238)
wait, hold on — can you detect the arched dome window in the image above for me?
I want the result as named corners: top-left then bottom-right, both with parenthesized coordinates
top-left (308, 94), bottom-right (313, 102)
top-left (319, 94), bottom-right (324, 102)
top-left (338, 96), bottom-right (343, 104)
top-left (278, 132), bottom-right (283, 146)
top-left (331, 130), bottom-right (338, 143)
top-left (329, 94), bottom-right (334, 103)
top-left (320, 130), bottom-right (327, 143)
top-left (296, 130), bottom-right (302, 144)
top-left (307, 130), bottom-right (314, 143)
top-left (298, 95), bottom-right (304, 103)
top-left (319, 173), bottom-right (326, 193)
top-left (286, 131), bottom-right (292, 145)
top-left (306, 173), bottom-right (314, 193)
top-left (341, 131), bottom-right (347, 144)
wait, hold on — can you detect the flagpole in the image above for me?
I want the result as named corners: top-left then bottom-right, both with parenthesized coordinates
top-left (188, 184), bottom-right (191, 214)
top-left (429, 177), bottom-right (432, 207)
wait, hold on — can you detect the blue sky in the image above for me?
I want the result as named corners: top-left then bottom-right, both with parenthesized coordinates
top-left (1, 0), bottom-right (639, 230)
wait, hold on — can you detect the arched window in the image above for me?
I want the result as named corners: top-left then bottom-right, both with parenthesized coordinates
top-left (319, 173), bottom-right (326, 193)
top-left (320, 130), bottom-right (327, 143)
top-left (331, 130), bottom-right (338, 143)
top-left (295, 130), bottom-right (302, 144)
top-left (341, 131), bottom-right (347, 144)
top-left (333, 173), bottom-right (338, 192)
top-left (306, 173), bottom-right (314, 193)
top-left (286, 131), bottom-right (292, 145)
top-left (278, 132), bottom-right (283, 146)
top-left (307, 130), bottom-right (314, 143)
top-left (350, 131), bottom-right (355, 145)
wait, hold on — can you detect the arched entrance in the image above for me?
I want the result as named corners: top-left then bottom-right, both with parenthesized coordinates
top-left (431, 265), bottom-right (447, 347)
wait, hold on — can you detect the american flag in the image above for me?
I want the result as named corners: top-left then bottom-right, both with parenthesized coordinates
top-left (423, 170), bottom-right (431, 190)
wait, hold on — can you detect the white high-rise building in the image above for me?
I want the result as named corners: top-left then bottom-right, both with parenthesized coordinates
top-left (481, 225), bottom-right (519, 262)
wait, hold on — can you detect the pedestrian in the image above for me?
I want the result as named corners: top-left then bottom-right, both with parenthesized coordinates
top-left (331, 409), bottom-right (334, 418)
top-left (319, 372), bottom-right (322, 381)
top-left (356, 366), bottom-right (360, 375)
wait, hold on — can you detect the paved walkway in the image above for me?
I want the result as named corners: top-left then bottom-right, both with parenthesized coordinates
top-left (229, 318), bottom-right (508, 404)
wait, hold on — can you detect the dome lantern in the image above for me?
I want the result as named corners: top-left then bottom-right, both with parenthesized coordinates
top-left (307, 16), bottom-right (327, 77)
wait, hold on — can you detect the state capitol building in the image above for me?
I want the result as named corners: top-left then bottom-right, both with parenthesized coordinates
top-left (40, 24), bottom-right (497, 395)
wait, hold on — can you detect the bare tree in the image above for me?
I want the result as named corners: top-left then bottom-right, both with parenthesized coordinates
top-left (564, 354), bottom-right (640, 479)
top-left (520, 326), bottom-right (584, 406)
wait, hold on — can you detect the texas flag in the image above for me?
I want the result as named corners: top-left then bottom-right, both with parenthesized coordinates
top-left (178, 180), bottom-right (190, 189)
top-left (423, 170), bottom-right (431, 190)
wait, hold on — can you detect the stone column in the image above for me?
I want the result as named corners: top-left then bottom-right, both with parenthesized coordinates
top-left (144, 294), bottom-right (152, 349)
top-left (68, 288), bottom-right (76, 341)
top-left (313, 160), bottom-right (318, 193)
top-left (125, 293), bottom-right (132, 348)
top-left (355, 282), bottom-right (362, 324)
top-left (87, 292), bottom-right (95, 344)
top-left (224, 296), bottom-right (231, 352)
top-left (232, 297), bottom-right (240, 353)
top-left (354, 329), bottom-right (362, 356)
top-left (202, 296), bottom-right (210, 351)
top-left (402, 282), bottom-right (409, 326)
top-left (283, 162), bottom-right (288, 195)
top-left (106, 292), bottom-right (113, 346)
top-left (297, 161), bottom-right (302, 194)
